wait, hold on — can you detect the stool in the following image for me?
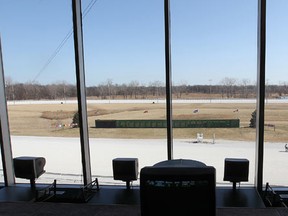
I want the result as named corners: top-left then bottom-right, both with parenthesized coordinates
top-left (13, 156), bottom-right (46, 190)
top-left (112, 158), bottom-right (138, 189)
top-left (223, 158), bottom-right (249, 190)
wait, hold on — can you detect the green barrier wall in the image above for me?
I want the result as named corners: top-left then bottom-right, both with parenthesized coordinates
top-left (95, 119), bottom-right (239, 128)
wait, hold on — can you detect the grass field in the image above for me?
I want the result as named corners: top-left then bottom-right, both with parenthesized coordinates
top-left (7, 101), bottom-right (288, 142)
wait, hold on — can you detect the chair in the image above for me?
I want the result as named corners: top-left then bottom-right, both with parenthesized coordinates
top-left (140, 165), bottom-right (216, 216)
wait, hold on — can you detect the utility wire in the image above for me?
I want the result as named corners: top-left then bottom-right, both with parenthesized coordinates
top-left (32, 0), bottom-right (99, 83)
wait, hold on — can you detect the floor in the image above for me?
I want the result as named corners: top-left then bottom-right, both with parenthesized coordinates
top-left (1, 202), bottom-right (288, 216)
top-left (0, 183), bottom-right (265, 208)
top-left (2, 184), bottom-right (288, 216)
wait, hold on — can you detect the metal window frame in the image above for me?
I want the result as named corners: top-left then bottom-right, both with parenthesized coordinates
top-left (255, 0), bottom-right (266, 193)
top-left (0, 36), bottom-right (15, 186)
top-left (164, 0), bottom-right (173, 160)
top-left (72, 0), bottom-right (92, 186)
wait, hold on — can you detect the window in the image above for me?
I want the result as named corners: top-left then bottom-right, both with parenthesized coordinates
top-left (83, 0), bottom-right (167, 185)
top-left (171, 0), bottom-right (258, 186)
top-left (264, 0), bottom-right (288, 187)
top-left (0, 0), bottom-right (283, 190)
top-left (0, 1), bottom-right (83, 185)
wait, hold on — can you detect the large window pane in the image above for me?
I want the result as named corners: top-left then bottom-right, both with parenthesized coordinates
top-left (264, 0), bottom-right (288, 187)
top-left (0, 1), bottom-right (83, 185)
top-left (82, 0), bottom-right (167, 186)
top-left (171, 0), bottom-right (258, 186)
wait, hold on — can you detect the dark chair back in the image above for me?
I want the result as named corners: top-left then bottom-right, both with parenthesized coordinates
top-left (140, 166), bottom-right (216, 216)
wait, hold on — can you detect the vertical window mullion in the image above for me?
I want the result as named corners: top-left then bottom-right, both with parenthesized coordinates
top-left (255, 0), bottom-right (266, 193)
top-left (0, 37), bottom-right (14, 186)
top-left (72, 0), bottom-right (92, 185)
top-left (164, 0), bottom-right (173, 160)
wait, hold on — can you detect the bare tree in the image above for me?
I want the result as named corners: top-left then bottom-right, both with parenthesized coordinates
top-left (149, 80), bottom-right (164, 98)
top-left (4, 76), bottom-right (14, 101)
top-left (241, 78), bottom-right (250, 98)
top-left (129, 80), bottom-right (140, 99)
top-left (5, 78), bottom-right (288, 101)
top-left (13, 83), bottom-right (26, 100)
top-left (220, 77), bottom-right (237, 98)
top-left (97, 79), bottom-right (114, 99)
top-left (115, 84), bottom-right (127, 99)
top-left (174, 81), bottom-right (188, 99)
top-left (25, 82), bottom-right (42, 99)
top-left (106, 79), bottom-right (114, 99)
top-left (98, 83), bottom-right (107, 99)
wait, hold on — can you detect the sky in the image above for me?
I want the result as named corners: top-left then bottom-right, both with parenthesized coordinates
top-left (0, 0), bottom-right (288, 86)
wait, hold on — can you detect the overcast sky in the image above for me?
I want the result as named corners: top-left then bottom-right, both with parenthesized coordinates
top-left (0, 0), bottom-right (287, 86)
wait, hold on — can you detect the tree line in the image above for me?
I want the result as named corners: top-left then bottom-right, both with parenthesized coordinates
top-left (4, 77), bottom-right (288, 101)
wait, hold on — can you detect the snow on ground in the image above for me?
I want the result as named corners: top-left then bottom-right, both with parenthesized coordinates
top-left (3, 136), bottom-right (288, 187)
top-left (7, 98), bottom-right (288, 105)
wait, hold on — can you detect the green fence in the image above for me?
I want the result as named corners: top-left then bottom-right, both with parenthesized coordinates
top-left (95, 119), bottom-right (239, 128)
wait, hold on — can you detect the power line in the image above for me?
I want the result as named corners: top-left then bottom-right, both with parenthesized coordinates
top-left (32, 0), bottom-right (99, 83)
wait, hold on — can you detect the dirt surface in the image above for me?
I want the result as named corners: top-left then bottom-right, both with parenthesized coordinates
top-left (7, 100), bottom-right (288, 142)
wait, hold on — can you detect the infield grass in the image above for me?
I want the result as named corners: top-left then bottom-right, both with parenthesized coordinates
top-left (7, 102), bottom-right (288, 142)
